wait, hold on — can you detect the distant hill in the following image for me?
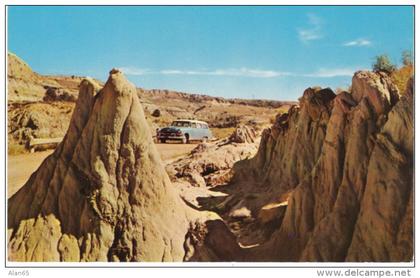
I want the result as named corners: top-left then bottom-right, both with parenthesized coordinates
top-left (8, 52), bottom-right (90, 102)
top-left (7, 53), bottom-right (296, 153)
top-left (7, 52), bottom-right (295, 108)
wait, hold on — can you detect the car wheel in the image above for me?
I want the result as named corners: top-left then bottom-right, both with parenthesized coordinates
top-left (183, 134), bottom-right (189, 144)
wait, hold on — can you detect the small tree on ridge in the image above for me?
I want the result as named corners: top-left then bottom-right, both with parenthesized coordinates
top-left (372, 54), bottom-right (396, 74)
top-left (401, 50), bottom-right (413, 66)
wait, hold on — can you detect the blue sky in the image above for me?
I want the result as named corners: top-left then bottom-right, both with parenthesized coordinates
top-left (8, 6), bottom-right (414, 100)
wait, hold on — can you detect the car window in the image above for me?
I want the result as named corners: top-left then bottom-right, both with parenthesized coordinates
top-left (172, 121), bottom-right (207, 128)
top-left (172, 121), bottom-right (187, 127)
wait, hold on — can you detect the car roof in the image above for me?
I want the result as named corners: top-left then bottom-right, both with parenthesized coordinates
top-left (173, 119), bottom-right (209, 125)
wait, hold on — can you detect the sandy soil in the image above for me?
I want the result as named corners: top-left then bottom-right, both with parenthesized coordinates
top-left (7, 143), bottom-right (197, 198)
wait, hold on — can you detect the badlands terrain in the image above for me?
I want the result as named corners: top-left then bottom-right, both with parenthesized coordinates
top-left (8, 52), bottom-right (292, 154)
top-left (7, 52), bottom-right (413, 262)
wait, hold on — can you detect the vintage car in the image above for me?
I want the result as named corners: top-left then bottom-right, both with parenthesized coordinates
top-left (156, 119), bottom-right (212, 143)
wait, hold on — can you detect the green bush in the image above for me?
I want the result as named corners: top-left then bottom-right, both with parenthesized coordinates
top-left (401, 50), bottom-right (413, 66)
top-left (372, 54), bottom-right (396, 74)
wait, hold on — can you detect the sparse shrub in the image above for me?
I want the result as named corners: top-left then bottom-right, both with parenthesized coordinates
top-left (401, 50), bottom-right (413, 66)
top-left (372, 54), bottom-right (396, 74)
top-left (152, 109), bottom-right (161, 117)
top-left (8, 143), bottom-right (27, 155)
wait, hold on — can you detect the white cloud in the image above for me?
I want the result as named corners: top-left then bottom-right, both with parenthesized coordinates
top-left (118, 67), bottom-right (151, 75)
top-left (121, 67), bottom-right (291, 78)
top-left (119, 66), bottom-right (365, 79)
top-left (343, 38), bottom-right (372, 47)
top-left (298, 14), bottom-right (324, 42)
top-left (160, 69), bottom-right (187, 75)
top-left (203, 68), bottom-right (291, 78)
top-left (303, 67), bottom-right (363, 78)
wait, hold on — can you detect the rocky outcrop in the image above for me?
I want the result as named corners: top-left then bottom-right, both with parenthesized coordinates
top-left (232, 71), bottom-right (412, 262)
top-left (345, 75), bottom-right (413, 261)
top-left (229, 125), bottom-right (258, 143)
top-left (8, 70), bottom-right (208, 262)
top-left (184, 220), bottom-right (244, 262)
top-left (8, 52), bottom-right (91, 103)
top-left (166, 125), bottom-right (260, 188)
top-left (141, 88), bottom-right (294, 109)
top-left (8, 52), bottom-right (40, 82)
top-left (43, 86), bottom-right (77, 102)
top-left (233, 87), bottom-right (335, 195)
top-left (8, 52), bottom-right (46, 102)
top-left (8, 102), bottom-right (74, 144)
top-left (8, 53), bottom-right (292, 154)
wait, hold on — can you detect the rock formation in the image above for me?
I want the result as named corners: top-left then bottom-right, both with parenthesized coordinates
top-left (229, 124), bottom-right (258, 144)
top-left (8, 102), bottom-right (74, 145)
top-left (233, 87), bottom-right (335, 194)
top-left (7, 66), bottom-right (413, 263)
top-left (8, 52), bottom-right (82, 103)
top-left (8, 52), bottom-right (45, 102)
top-left (8, 53), bottom-right (292, 155)
top-left (166, 125), bottom-right (260, 188)
top-left (8, 69), bottom-right (209, 262)
top-left (231, 71), bottom-right (413, 262)
top-left (43, 86), bottom-right (77, 102)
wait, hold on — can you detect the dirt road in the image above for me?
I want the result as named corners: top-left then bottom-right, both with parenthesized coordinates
top-left (7, 143), bottom-right (197, 198)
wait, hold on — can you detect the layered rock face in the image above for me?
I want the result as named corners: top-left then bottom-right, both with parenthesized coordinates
top-left (8, 52), bottom-right (80, 103)
top-left (234, 71), bottom-right (413, 262)
top-left (167, 125), bottom-right (259, 189)
top-left (229, 125), bottom-right (258, 144)
top-left (8, 102), bottom-right (74, 145)
top-left (233, 87), bottom-right (335, 194)
top-left (8, 70), bottom-right (196, 262)
top-left (8, 52), bottom-right (45, 102)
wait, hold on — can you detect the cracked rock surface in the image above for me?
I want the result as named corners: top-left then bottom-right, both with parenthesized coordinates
top-left (8, 69), bottom-right (214, 262)
top-left (230, 72), bottom-right (413, 262)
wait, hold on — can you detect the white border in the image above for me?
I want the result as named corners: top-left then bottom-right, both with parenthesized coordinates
top-left (1, 0), bottom-right (417, 273)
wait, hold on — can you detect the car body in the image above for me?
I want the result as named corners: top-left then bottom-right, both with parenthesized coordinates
top-left (157, 119), bottom-right (212, 143)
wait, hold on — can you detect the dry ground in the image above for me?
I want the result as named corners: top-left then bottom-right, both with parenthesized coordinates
top-left (7, 142), bottom-right (197, 198)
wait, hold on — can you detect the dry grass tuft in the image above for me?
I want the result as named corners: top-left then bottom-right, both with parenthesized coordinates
top-left (8, 143), bottom-right (28, 155)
